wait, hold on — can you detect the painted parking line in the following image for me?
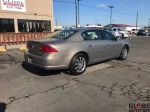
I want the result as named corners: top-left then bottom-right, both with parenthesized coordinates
top-left (0, 48), bottom-right (7, 52)
top-left (20, 46), bottom-right (26, 50)
top-left (83, 63), bottom-right (112, 75)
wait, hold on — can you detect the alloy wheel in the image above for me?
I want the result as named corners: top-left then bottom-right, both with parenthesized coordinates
top-left (74, 57), bottom-right (86, 73)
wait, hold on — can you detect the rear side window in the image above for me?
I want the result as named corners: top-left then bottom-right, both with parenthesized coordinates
top-left (82, 30), bottom-right (101, 40)
top-left (43, 30), bottom-right (77, 39)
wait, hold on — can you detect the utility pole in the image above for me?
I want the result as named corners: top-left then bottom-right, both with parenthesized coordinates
top-left (136, 11), bottom-right (138, 30)
top-left (109, 6), bottom-right (114, 28)
top-left (75, 0), bottom-right (78, 28)
top-left (55, 19), bottom-right (57, 29)
top-left (148, 18), bottom-right (150, 33)
top-left (77, 0), bottom-right (81, 27)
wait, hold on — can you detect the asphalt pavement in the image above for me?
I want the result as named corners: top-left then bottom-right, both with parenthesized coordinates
top-left (0, 37), bottom-right (150, 112)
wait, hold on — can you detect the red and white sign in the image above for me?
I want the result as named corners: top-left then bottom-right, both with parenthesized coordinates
top-left (1, 0), bottom-right (26, 12)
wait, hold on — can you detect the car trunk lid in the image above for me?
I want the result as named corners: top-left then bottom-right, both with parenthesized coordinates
top-left (27, 38), bottom-right (63, 56)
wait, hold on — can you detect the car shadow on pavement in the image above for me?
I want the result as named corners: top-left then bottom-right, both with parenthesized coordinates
top-left (0, 103), bottom-right (6, 112)
top-left (22, 61), bottom-right (69, 76)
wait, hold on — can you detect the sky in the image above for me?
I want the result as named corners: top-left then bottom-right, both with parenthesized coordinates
top-left (53, 0), bottom-right (150, 27)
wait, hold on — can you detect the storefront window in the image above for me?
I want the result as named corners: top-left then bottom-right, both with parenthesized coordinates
top-left (0, 18), bottom-right (15, 32)
top-left (18, 19), bottom-right (51, 32)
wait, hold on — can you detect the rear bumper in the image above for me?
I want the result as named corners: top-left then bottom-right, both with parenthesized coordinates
top-left (25, 61), bottom-right (68, 70)
top-left (24, 51), bottom-right (69, 70)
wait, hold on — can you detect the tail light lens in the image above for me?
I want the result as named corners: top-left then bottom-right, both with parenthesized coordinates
top-left (39, 45), bottom-right (58, 52)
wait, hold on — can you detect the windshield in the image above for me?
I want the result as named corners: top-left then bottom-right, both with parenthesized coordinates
top-left (43, 30), bottom-right (77, 39)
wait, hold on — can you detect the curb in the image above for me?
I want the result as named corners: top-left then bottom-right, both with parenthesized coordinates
top-left (20, 47), bottom-right (26, 50)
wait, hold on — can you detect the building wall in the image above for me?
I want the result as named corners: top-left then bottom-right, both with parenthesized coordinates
top-left (111, 26), bottom-right (140, 31)
top-left (54, 26), bottom-right (63, 29)
top-left (0, 0), bottom-right (54, 32)
top-left (125, 27), bottom-right (140, 31)
top-left (105, 25), bottom-right (140, 31)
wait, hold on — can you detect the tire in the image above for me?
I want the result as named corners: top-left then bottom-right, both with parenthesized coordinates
top-left (118, 46), bottom-right (128, 60)
top-left (69, 53), bottom-right (87, 75)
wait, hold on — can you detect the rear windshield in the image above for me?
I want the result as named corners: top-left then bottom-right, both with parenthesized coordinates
top-left (43, 30), bottom-right (77, 39)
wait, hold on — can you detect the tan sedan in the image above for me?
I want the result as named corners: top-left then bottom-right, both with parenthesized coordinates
top-left (24, 28), bottom-right (130, 75)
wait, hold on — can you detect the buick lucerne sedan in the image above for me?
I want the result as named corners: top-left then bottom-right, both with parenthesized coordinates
top-left (24, 28), bottom-right (130, 75)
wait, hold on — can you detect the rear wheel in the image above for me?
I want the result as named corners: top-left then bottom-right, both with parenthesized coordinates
top-left (118, 46), bottom-right (128, 60)
top-left (69, 53), bottom-right (87, 75)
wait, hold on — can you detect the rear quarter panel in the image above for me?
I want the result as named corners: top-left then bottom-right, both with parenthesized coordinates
top-left (46, 41), bottom-right (88, 67)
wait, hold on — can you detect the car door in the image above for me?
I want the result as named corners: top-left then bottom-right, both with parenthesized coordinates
top-left (99, 30), bottom-right (122, 58)
top-left (82, 30), bottom-right (110, 63)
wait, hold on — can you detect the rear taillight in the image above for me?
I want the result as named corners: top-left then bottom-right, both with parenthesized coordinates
top-left (39, 45), bottom-right (58, 52)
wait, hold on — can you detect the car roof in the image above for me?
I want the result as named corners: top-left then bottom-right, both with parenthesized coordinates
top-left (63, 28), bottom-right (104, 31)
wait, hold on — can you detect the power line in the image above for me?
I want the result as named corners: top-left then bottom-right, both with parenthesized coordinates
top-left (53, 0), bottom-right (137, 16)
top-left (53, 0), bottom-right (150, 18)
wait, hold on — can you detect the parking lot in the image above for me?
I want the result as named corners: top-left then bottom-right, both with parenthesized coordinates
top-left (0, 37), bottom-right (150, 112)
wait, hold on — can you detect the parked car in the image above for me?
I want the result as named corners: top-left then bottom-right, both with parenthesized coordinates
top-left (110, 28), bottom-right (130, 38)
top-left (137, 30), bottom-right (146, 36)
top-left (107, 28), bottom-right (122, 38)
top-left (117, 29), bottom-right (130, 38)
top-left (24, 28), bottom-right (130, 75)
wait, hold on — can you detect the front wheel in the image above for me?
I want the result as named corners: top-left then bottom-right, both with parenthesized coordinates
top-left (69, 53), bottom-right (87, 75)
top-left (118, 46), bottom-right (128, 60)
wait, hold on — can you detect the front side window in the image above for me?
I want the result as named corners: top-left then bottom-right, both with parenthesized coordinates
top-left (99, 30), bottom-right (115, 40)
top-left (82, 30), bottom-right (101, 40)
top-left (43, 30), bottom-right (77, 39)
